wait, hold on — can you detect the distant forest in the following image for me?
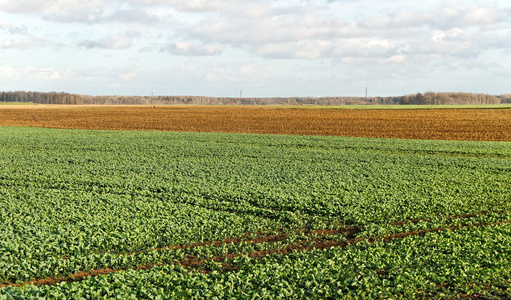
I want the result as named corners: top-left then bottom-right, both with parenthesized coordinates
top-left (1, 91), bottom-right (510, 106)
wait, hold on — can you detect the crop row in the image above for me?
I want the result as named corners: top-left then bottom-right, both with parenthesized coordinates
top-left (1, 211), bottom-right (507, 288)
top-left (1, 127), bottom-right (510, 298)
top-left (2, 222), bottom-right (510, 299)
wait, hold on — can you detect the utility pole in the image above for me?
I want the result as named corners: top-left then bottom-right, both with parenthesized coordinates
top-left (240, 90), bottom-right (242, 98)
top-left (365, 87), bottom-right (368, 108)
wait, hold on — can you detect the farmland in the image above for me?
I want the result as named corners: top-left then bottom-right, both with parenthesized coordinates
top-left (1, 123), bottom-right (510, 299)
top-left (1, 105), bottom-right (510, 141)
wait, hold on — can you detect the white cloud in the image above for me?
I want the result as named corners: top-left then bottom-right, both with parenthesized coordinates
top-left (0, 20), bottom-right (11, 30)
top-left (2, 1), bottom-right (507, 61)
top-left (0, 66), bottom-right (16, 77)
top-left (0, 37), bottom-right (48, 49)
top-left (0, 0), bottom-right (110, 22)
top-left (0, 0), bottom-right (166, 24)
top-left (174, 60), bottom-right (270, 85)
top-left (424, 29), bottom-right (473, 56)
top-left (432, 5), bottom-right (504, 29)
top-left (0, 37), bottom-right (32, 48)
top-left (187, 13), bottom-right (352, 45)
top-left (161, 41), bottom-right (223, 56)
top-left (78, 32), bottom-right (139, 50)
top-left (118, 71), bottom-right (137, 80)
top-left (462, 6), bottom-right (501, 25)
top-left (360, 5), bottom-right (504, 30)
top-left (361, 9), bottom-right (429, 29)
top-left (0, 65), bottom-right (72, 79)
top-left (126, 0), bottom-right (261, 14)
top-left (170, 3), bottom-right (508, 62)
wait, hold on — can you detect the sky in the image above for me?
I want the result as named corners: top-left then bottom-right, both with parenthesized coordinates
top-left (0, 0), bottom-right (510, 97)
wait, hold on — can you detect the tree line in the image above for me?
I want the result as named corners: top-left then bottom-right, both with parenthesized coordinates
top-left (1, 91), bottom-right (508, 105)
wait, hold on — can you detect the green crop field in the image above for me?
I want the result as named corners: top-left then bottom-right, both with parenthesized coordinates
top-left (0, 127), bottom-right (510, 299)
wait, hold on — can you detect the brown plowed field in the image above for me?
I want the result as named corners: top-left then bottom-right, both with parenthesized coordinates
top-left (1, 105), bottom-right (510, 141)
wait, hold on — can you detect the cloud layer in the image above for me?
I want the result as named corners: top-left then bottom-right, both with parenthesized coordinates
top-left (0, 0), bottom-right (510, 96)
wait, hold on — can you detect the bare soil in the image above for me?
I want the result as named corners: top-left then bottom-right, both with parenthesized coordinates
top-left (1, 105), bottom-right (510, 141)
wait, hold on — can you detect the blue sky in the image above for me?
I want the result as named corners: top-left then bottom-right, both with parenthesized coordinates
top-left (0, 0), bottom-right (510, 97)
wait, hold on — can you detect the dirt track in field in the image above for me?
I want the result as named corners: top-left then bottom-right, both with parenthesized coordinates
top-left (1, 105), bottom-right (510, 141)
top-left (1, 212), bottom-right (505, 289)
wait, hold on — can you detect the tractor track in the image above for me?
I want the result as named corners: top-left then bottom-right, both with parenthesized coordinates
top-left (1, 213), bottom-right (508, 289)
